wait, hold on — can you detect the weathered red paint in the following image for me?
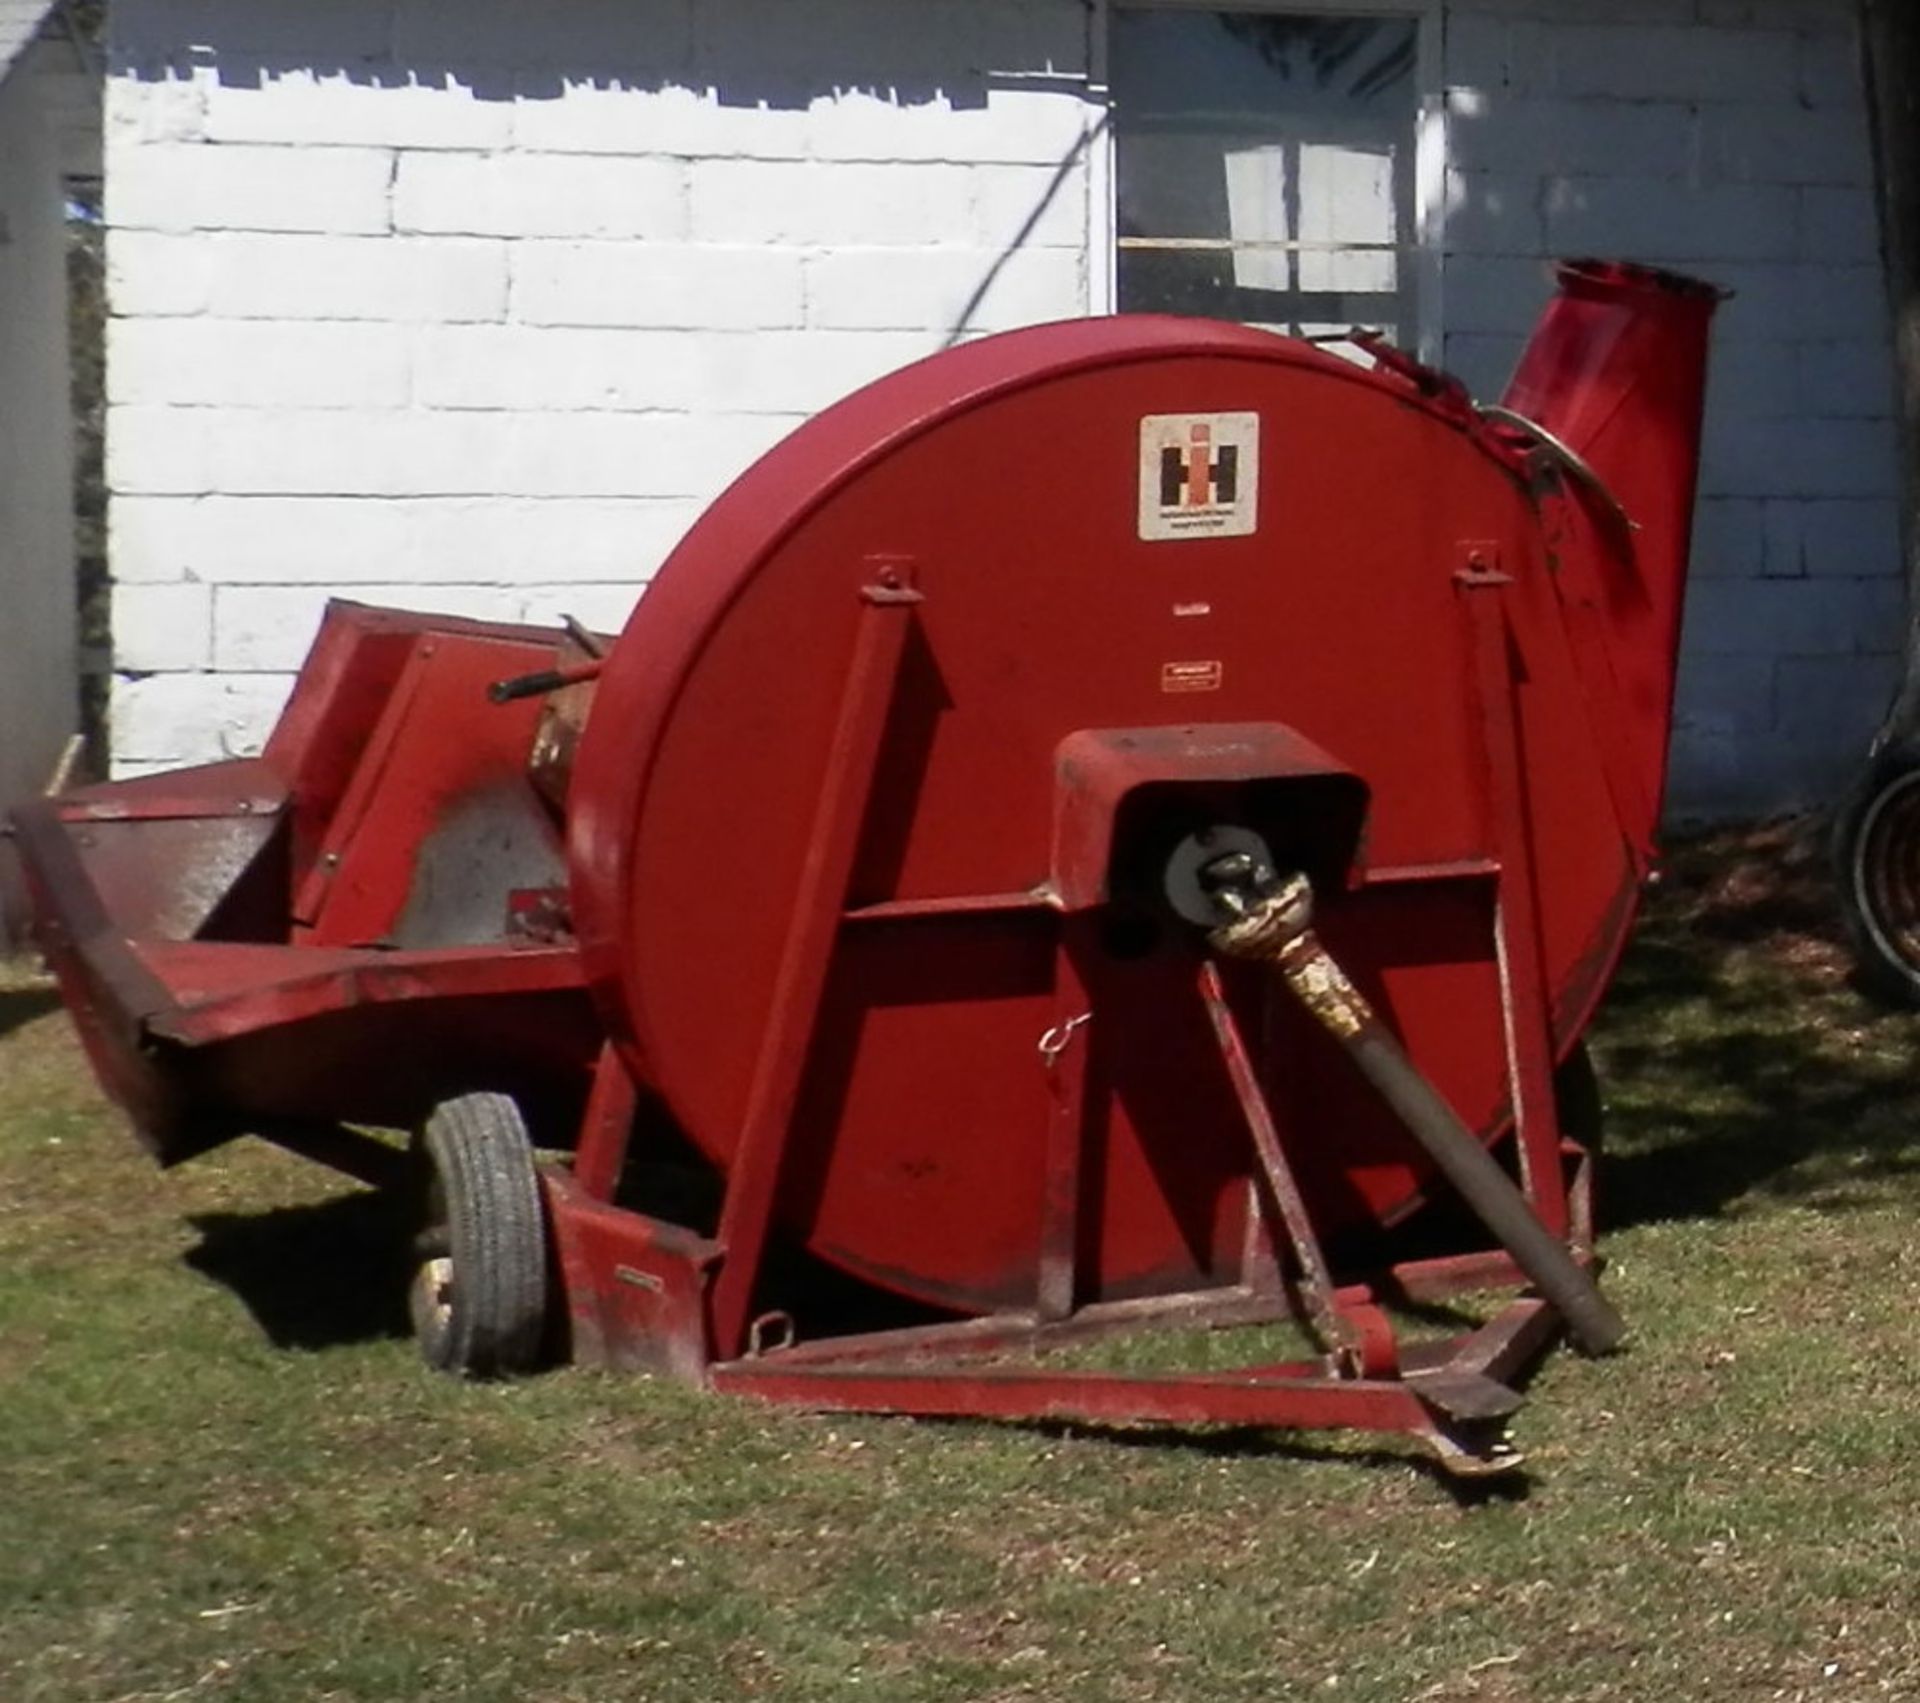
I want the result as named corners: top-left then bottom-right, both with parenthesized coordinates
top-left (12, 265), bottom-right (1717, 1472)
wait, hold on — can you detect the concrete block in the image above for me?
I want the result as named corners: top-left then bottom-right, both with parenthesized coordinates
top-left (500, 409), bottom-right (802, 498)
top-left (1443, 170), bottom-right (1545, 257)
top-left (1435, 255), bottom-right (1554, 336)
top-left (211, 583), bottom-right (346, 670)
top-left (1452, 0), bottom-right (1695, 21)
top-left (804, 245), bottom-right (1085, 332)
top-left (204, 68), bottom-right (517, 152)
top-left (676, 330), bottom-right (944, 415)
top-left (415, 324), bottom-right (687, 411)
top-left (1713, 262), bottom-right (1883, 343)
top-left (107, 142), bottom-right (394, 235)
top-left (109, 0), bottom-right (394, 63)
top-left (192, 496), bottom-right (411, 584)
top-left (512, 242), bottom-right (806, 330)
top-left (686, 0), bottom-right (1084, 87)
top-left (108, 405), bottom-right (212, 496)
top-left (1766, 497), bottom-right (1902, 579)
top-left (1663, 726), bottom-right (1834, 818)
top-left (108, 318), bottom-right (412, 409)
top-left (394, 151), bottom-right (688, 241)
top-left (1444, 15), bottom-right (1513, 90)
top-left (162, 495), bottom-right (698, 587)
top-left (410, 498), bottom-right (702, 583)
top-left (105, 230), bottom-right (212, 316)
top-left (104, 68), bottom-right (207, 146)
top-left (1689, 497), bottom-right (1768, 578)
top-left (1774, 652), bottom-right (1901, 746)
top-left (971, 160), bottom-right (1088, 251)
top-left (208, 409), bottom-right (508, 498)
top-left (114, 581), bottom-right (213, 671)
top-left (1441, 331), bottom-right (1526, 399)
top-left (1546, 177), bottom-right (1799, 263)
top-left (1668, 652), bottom-right (1777, 740)
top-left (1799, 30), bottom-right (1866, 109)
top-left (513, 79), bottom-right (810, 160)
top-left (1683, 572), bottom-right (1901, 656)
top-left (204, 233), bottom-right (508, 321)
top-left (690, 159), bottom-right (972, 246)
top-left (109, 670), bottom-right (295, 766)
top-left (1553, 25), bottom-right (1798, 103)
top-left (1698, 0), bottom-right (1861, 26)
top-left (1701, 104), bottom-right (1870, 188)
top-left (806, 84), bottom-right (1092, 167)
top-left (516, 581), bottom-right (652, 633)
top-left (1798, 340), bottom-right (1895, 419)
top-left (1702, 262), bottom-right (1801, 342)
top-left (1704, 340), bottom-right (1801, 422)
top-left (1791, 264), bottom-right (1891, 340)
top-left (427, 322), bottom-right (943, 419)
top-left (199, 411), bottom-right (800, 505)
top-left (214, 582), bottom-right (539, 671)
top-left (1799, 185), bottom-right (1880, 265)
top-left (108, 495), bottom-right (201, 583)
top-left (393, 0), bottom-right (694, 72)
top-left (312, 581), bottom-right (527, 624)
top-left (1446, 94), bottom-right (1695, 181)
top-left (1700, 415), bottom-right (1897, 499)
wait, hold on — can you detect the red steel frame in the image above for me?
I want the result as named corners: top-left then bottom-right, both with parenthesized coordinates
top-left (540, 561), bottom-right (1593, 1477)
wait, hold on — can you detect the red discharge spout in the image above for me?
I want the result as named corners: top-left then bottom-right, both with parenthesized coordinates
top-left (1501, 259), bottom-right (1722, 855)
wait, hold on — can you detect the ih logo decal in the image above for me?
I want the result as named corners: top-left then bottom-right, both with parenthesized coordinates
top-left (1161, 424), bottom-right (1237, 509)
top-left (1138, 412), bottom-right (1260, 542)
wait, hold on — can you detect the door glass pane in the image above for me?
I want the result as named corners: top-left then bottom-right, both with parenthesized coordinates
top-left (1114, 12), bottom-right (1418, 351)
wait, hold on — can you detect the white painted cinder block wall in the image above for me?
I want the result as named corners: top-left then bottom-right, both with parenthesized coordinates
top-left (103, 0), bottom-right (1896, 817)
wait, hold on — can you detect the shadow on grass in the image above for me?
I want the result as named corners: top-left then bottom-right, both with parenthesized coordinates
top-left (0, 986), bottom-right (60, 1040)
top-left (922, 1413), bottom-right (1532, 1502)
top-left (184, 1187), bottom-right (415, 1350)
top-left (1592, 816), bottom-right (1920, 1231)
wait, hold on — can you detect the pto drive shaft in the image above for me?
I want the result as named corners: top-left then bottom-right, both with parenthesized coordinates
top-left (1202, 859), bottom-right (1625, 1358)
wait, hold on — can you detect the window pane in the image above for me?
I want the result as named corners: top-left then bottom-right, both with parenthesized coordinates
top-left (1113, 11), bottom-right (1418, 341)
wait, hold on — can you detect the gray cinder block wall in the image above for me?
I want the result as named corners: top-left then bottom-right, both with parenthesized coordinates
top-left (1438, 0), bottom-right (1899, 819)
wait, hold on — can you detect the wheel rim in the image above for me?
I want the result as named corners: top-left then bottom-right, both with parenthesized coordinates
top-left (410, 1169), bottom-right (454, 1347)
top-left (410, 1255), bottom-right (455, 1338)
top-left (1853, 768), bottom-right (1920, 977)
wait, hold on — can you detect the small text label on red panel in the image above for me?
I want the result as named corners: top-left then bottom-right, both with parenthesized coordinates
top-left (1138, 412), bottom-right (1260, 542)
top-left (1160, 660), bottom-right (1224, 694)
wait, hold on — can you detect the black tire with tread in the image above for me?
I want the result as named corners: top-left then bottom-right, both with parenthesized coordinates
top-left (411, 1091), bottom-right (549, 1377)
top-left (1833, 743), bottom-right (1920, 1008)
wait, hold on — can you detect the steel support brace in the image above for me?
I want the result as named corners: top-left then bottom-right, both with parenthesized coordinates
top-left (571, 1041), bottom-right (639, 1202)
top-left (1456, 549), bottom-right (1571, 1238)
top-left (707, 572), bottom-right (923, 1358)
top-left (1195, 958), bottom-right (1382, 1368)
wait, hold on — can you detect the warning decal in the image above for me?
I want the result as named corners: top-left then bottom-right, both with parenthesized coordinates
top-left (1160, 660), bottom-right (1224, 694)
top-left (1138, 412), bottom-right (1260, 542)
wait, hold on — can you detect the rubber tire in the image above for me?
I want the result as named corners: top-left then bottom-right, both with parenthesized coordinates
top-left (410, 1091), bottom-right (550, 1378)
top-left (1833, 744), bottom-right (1920, 1007)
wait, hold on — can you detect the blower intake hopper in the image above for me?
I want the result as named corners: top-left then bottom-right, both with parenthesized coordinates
top-left (13, 261), bottom-right (1720, 1475)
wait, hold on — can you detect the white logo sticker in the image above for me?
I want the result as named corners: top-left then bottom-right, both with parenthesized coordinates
top-left (1138, 413), bottom-right (1260, 542)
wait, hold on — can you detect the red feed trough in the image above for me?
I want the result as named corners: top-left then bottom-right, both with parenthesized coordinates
top-left (14, 261), bottom-right (1719, 1473)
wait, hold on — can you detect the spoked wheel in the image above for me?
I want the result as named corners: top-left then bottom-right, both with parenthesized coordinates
top-left (409, 1091), bottom-right (550, 1377)
top-left (1834, 746), bottom-right (1920, 1006)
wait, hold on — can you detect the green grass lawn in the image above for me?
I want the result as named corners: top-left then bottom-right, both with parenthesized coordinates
top-left (4, 819), bottom-right (1919, 1702)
